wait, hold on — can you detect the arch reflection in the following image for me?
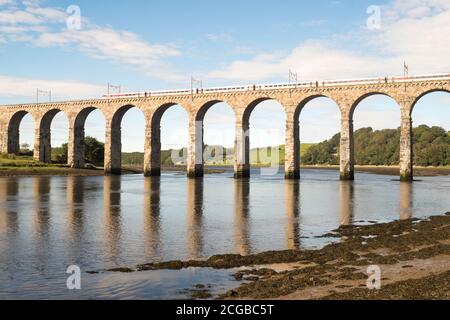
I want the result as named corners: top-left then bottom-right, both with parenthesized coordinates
top-left (339, 181), bottom-right (354, 226)
top-left (186, 178), bottom-right (204, 258)
top-left (234, 179), bottom-right (251, 255)
top-left (400, 182), bottom-right (413, 220)
top-left (143, 177), bottom-right (162, 260)
top-left (284, 180), bottom-right (300, 250)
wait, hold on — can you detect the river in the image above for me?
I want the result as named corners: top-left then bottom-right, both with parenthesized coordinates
top-left (1, 169), bottom-right (449, 299)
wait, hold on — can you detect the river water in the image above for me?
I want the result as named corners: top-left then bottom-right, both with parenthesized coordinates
top-left (1, 169), bottom-right (450, 299)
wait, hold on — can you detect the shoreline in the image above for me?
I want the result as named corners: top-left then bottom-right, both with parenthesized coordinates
top-left (1, 165), bottom-right (449, 177)
top-left (100, 212), bottom-right (450, 300)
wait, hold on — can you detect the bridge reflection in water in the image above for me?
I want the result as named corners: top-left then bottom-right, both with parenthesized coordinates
top-left (0, 175), bottom-right (425, 265)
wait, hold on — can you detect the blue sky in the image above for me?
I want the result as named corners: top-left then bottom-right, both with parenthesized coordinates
top-left (1, 0), bottom-right (450, 151)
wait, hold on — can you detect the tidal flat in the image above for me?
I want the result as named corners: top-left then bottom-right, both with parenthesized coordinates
top-left (103, 212), bottom-right (450, 300)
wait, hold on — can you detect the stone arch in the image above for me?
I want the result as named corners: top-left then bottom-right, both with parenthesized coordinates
top-left (195, 100), bottom-right (236, 168)
top-left (37, 109), bottom-right (69, 163)
top-left (410, 88), bottom-right (450, 169)
top-left (284, 94), bottom-right (342, 179)
top-left (349, 91), bottom-right (400, 120)
top-left (145, 103), bottom-right (189, 176)
top-left (242, 97), bottom-right (281, 123)
top-left (106, 104), bottom-right (146, 174)
top-left (195, 99), bottom-right (236, 122)
top-left (411, 88), bottom-right (450, 115)
top-left (294, 94), bottom-right (340, 120)
top-left (7, 110), bottom-right (35, 155)
top-left (69, 106), bottom-right (106, 168)
top-left (235, 97), bottom-right (286, 178)
top-left (347, 91), bottom-right (403, 179)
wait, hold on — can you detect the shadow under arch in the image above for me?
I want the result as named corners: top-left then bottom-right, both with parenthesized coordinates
top-left (71, 106), bottom-right (106, 169)
top-left (7, 110), bottom-right (35, 155)
top-left (37, 109), bottom-right (69, 163)
top-left (236, 97), bottom-right (286, 178)
top-left (146, 103), bottom-right (189, 177)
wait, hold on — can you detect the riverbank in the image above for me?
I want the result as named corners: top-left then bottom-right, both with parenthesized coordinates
top-left (303, 165), bottom-right (450, 177)
top-left (102, 212), bottom-right (450, 300)
top-left (0, 166), bottom-right (105, 177)
top-left (1, 163), bottom-right (449, 177)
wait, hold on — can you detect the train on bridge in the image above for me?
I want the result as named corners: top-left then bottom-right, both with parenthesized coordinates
top-left (101, 73), bottom-right (450, 99)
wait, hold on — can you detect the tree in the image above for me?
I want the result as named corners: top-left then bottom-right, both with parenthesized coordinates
top-left (302, 125), bottom-right (450, 167)
top-left (84, 136), bottom-right (104, 166)
top-left (21, 143), bottom-right (30, 150)
top-left (51, 136), bottom-right (104, 166)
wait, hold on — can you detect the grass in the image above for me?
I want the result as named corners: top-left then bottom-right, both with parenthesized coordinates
top-left (0, 154), bottom-right (66, 169)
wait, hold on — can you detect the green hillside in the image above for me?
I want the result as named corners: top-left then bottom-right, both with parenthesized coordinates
top-left (302, 125), bottom-right (450, 166)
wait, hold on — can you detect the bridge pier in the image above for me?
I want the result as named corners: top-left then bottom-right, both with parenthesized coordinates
top-left (104, 121), bottom-right (122, 175)
top-left (143, 120), bottom-right (162, 177)
top-left (340, 116), bottom-right (355, 181)
top-left (234, 118), bottom-right (250, 178)
top-left (285, 113), bottom-right (300, 179)
top-left (68, 123), bottom-right (85, 168)
top-left (34, 121), bottom-right (51, 163)
top-left (187, 116), bottom-right (204, 178)
top-left (400, 114), bottom-right (413, 181)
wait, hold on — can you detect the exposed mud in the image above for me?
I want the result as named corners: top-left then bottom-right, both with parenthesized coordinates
top-left (91, 212), bottom-right (450, 300)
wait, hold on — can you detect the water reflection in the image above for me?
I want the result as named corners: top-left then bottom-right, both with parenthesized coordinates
top-left (0, 178), bottom-right (19, 234)
top-left (186, 178), bottom-right (204, 259)
top-left (284, 180), bottom-right (300, 250)
top-left (234, 179), bottom-right (251, 255)
top-left (67, 176), bottom-right (85, 242)
top-left (103, 176), bottom-right (123, 264)
top-left (339, 181), bottom-right (354, 226)
top-left (400, 182), bottom-right (413, 220)
top-left (33, 177), bottom-right (51, 240)
top-left (143, 177), bottom-right (161, 260)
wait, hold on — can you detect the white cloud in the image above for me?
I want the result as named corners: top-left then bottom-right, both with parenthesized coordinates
top-left (208, 0), bottom-right (450, 82)
top-left (0, 0), bottom-right (183, 81)
top-left (0, 74), bottom-right (104, 101)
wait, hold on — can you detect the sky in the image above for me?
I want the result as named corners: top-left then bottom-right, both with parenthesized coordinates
top-left (1, 0), bottom-right (450, 151)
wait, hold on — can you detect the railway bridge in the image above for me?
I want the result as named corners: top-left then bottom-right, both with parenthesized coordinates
top-left (1, 74), bottom-right (449, 181)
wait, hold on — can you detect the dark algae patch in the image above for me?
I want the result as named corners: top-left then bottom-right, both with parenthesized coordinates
top-left (322, 270), bottom-right (450, 300)
top-left (95, 213), bottom-right (450, 299)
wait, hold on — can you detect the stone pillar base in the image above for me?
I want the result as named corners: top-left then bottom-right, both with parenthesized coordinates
top-left (285, 170), bottom-right (300, 180)
top-left (234, 167), bottom-right (250, 179)
top-left (340, 171), bottom-right (355, 181)
top-left (144, 168), bottom-right (161, 177)
top-left (400, 170), bottom-right (413, 182)
top-left (105, 168), bottom-right (121, 176)
top-left (187, 165), bottom-right (204, 179)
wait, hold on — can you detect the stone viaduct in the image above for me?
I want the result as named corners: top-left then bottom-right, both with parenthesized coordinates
top-left (0, 76), bottom-right (449, 181)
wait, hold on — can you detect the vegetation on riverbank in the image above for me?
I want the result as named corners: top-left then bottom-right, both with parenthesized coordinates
top-left (303, 125), bottom-right (450, 166)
